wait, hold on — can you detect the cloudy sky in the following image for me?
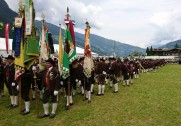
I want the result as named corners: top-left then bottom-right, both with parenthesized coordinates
top-left (5, 0), bottom-right (181, 48)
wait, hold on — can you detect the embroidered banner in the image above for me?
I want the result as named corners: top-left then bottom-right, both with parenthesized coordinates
top-left (14, 28), bottom-right (22, 57)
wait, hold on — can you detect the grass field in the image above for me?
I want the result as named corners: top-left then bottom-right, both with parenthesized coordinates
top-left (0, 64), bottom-right (181, 126)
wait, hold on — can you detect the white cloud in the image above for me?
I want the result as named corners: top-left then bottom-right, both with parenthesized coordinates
top-left (4, 0), bottom-right (181, 48)
top-left (5, 0), bottom-right (19, 11)
top-left (150, 10), bottom-right (181, 45)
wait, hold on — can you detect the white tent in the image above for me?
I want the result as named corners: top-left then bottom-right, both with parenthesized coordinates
top-left (53, 44), bottom-right (98, 57)
top-left (0, 38), bottom-right (99, 58)
top-left (144, 56), bottom-right (176, 59)
top-left (0, 38), bottom-right (13, 57)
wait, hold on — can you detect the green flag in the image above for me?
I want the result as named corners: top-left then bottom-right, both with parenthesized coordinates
top-left (64, 29), bottom-right (77, 63)
top-left (62, 29), bottom-right (77, 79)
top-left (62, 51), bottom-right (69, 79)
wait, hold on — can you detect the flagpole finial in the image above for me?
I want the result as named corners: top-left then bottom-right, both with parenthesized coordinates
top-left (85, 19), bottom-right (88, 24)
top-left (65, 7), bottom-right (70, 20)
top-left (41, 12), bottom-right (45, 22)
top-left (85, 19), bottom-right (90, 29)
top-left (67, 7), bottom-right (69, 13)
top-left (18, 0), bottom-right (24, 16)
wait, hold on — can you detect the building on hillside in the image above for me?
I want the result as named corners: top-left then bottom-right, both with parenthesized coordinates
top-left (152, 48), bottom-right (181, 57)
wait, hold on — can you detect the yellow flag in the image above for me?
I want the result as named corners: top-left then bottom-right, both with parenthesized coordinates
top-left (58, 24), bottom-right (63, 73)
top-left (15, 38), bottom-right (25, 68)
top-left (83, 22), bottom-right (94, 78)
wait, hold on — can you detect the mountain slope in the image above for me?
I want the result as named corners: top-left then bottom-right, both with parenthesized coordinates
top-left (160, 40), bottom-right (181, 48)
top-left (0, 0), bottom-right (17, 38)
top-left (0, 0), bottom-right (145, 56)
top-left (35, 20), bottom-right (145, 56)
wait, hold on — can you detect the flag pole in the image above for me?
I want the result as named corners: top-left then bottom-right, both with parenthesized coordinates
top-left (65, 7), bottom-right (71, 110)
top-left (83, 77), bottom-right (86, 101)
top-left (33, 70), bottom-right (39, 117)
top-left (19, 76), bottom-right (22, 114)
top-left (18, 0), bottom-right (23, 114)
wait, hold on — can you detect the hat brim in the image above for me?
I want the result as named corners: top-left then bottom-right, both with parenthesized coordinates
top-left (45, 60), bottom-right (54, 65)
top-left (5, 57), bottom-right (15, 60)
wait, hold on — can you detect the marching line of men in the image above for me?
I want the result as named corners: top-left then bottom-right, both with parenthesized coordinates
top-left (0, 55), bottom-right (166, 118)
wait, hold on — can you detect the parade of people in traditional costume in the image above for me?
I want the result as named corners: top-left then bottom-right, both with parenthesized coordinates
top-left (0, 0), bottom-right (167, 119)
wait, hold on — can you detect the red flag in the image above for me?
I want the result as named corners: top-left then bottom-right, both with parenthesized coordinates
top-left (69, 20), bottom-right (76, 47)
top-left (4, 24), bottom-right (10, 54)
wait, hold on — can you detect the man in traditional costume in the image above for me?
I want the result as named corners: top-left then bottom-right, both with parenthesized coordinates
top-left (4, 55), bottom-right (18, 108)
top-left (0, 57), bottom-right (5, 97)
top-left (108, 57), bottom-right (119, 93)
top-left (39, 58), bottom-right (60, 119)
top-left (16, 68), bottom-right (33, 115)
top-left (95, 58), bottom-right (108, 96)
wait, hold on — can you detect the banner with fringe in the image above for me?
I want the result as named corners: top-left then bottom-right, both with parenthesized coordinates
top-left (39, 21), bottom-right (49, 62)
top-left (25, 0), bottom-right (33, 35)
top-left (83, 22), bottom-right (94, 78)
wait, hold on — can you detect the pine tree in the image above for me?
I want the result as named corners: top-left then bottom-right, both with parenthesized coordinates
top-left (146, 47), bottom-right (150, 56)
top-left (150, 46), bottom-right (153, 55)
top-left (174, 43), bottom-right (179, 48)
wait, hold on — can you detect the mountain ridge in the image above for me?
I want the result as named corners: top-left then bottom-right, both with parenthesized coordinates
top-left (159, 39), bottom-right (181, 48)
top-left (0, 0), bottom-right (145, 56)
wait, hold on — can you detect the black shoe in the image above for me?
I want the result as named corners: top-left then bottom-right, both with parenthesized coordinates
top-left (110, 86), bottom-right (112, 88)
top-left (85, 98), bottom-right (88, 100)
top-left (22, 111), bottom-right (30, 115)
top-left (1, 95), bottom-right (5, 97)
top-left (70, 103), bottom-right (74, 106)
top-left (39, 114), bottom-right (49, 118)
top-left (112, 91), bottom-right (118, 93)
top-left (96, 94), bottom-right (101, 96)
top-left (65, 105), bottom-right (69, 110)
top-left (9, 104), bottom-right (18, 109)
top-left (88, 100), bottom-right (91, 103)
top-left (8, 104), bottom-right (14, 108)
top-left (49, 113), bottom-right (56, 119)
top-left (32, 98), bottom-right (35, 101)
top-left (12, 105), bottom-right (18, 108)
top-left (101, 93), bottom-right (104, 96)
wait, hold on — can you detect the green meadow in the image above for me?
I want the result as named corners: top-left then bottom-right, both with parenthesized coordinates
top-left (0, 64), bottom-right (181, 126)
